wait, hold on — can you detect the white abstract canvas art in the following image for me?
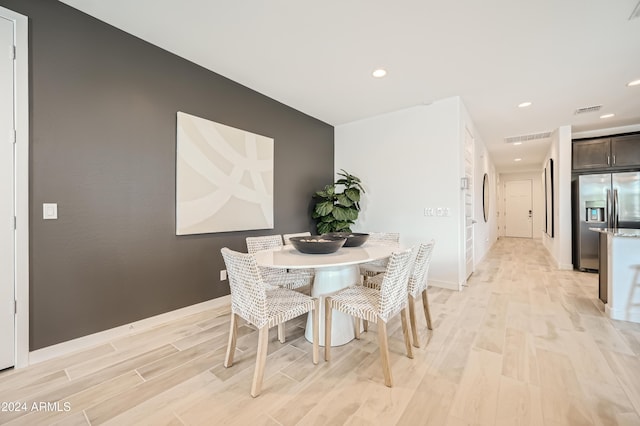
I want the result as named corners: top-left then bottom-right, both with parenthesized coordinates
top-left (176, 112), bottom-right (274, 235)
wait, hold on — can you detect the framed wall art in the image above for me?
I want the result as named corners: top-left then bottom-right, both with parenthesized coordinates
top-left (482, 173), bottom-right (490, 222)
top-left (544, 158), bottom-right (554, 237)
top-left (176, 112), bottom-right (274, 235)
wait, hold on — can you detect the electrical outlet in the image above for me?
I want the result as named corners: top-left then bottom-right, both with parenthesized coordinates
top-left (220, 270), bottom-right (227, 281)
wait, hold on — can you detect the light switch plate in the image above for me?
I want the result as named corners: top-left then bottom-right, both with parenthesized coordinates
top-left (43, 203), bottom-right (58, 220)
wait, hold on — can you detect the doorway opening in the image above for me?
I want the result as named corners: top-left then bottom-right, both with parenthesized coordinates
top-left (504, 180), bottom-right (533, 238)
top-left (464, 127), bottom-right (474, 283)
top-left (1, 6), bottom-right (29, 369)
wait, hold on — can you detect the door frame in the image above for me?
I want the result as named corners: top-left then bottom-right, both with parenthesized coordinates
top-left (1, 6), bottom-right (29, 368)
top-left (463, 126), bottom-right (474, 282)
top-left (504, 179), bottom-right (533, 238)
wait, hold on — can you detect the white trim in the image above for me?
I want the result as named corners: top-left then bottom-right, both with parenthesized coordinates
top-left (572, 124), bottom-right (640, 140)
top-left (28, 296), bottom-right (231, 365)
top-left (0, 6), bottom-right (29, 369)
top-left (606, 304), bottom-right (640, 324)
top-left (429, 279), bottom-right (460, 291)
top-left (541, 238), bottom-right (573, 271)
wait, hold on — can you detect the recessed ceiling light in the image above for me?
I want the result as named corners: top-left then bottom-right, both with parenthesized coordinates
top-left (513, 142), bottom-right (523, 146)
top-left (514, 158), bottom-right (522, 162)
top-left (600, 113), bottom-right (615, 119)
top-left (372, 69), bottom-right (387, 78)
top-left (518, 102), bottom-right (532, 108)
top-left (627, 79), bottom-right (640, 87)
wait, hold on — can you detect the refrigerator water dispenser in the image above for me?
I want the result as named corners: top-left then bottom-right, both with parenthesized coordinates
top-left (585, 201), bottom-right (604, 222)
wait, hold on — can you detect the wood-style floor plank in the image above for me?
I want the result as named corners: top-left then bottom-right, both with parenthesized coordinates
top-left (2, 237), bottom-right (639, 425)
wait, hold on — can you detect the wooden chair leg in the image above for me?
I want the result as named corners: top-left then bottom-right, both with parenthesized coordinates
top-left (377, 317), bottom-right (393, 387)
top-left (355, 318), bottom-right (361, 340)
top-left (363, 320), bottom-right (368, 332)
top-left (224, 313), bottom-right (238, 368)
top-left (422, 289), bottom-right (433, 330)
top-left (324, 297), bottom-right (333, 361)
top-left (408, 294), bottom-right (420, 348)
top-left (250, 325), bottom-right (269, 398)
top-left (400, 308), bottom-right (413, 359)
top-left (312, 298), bottom-right (319, 364)
top-left (278, 323), bottom-right (286, 343)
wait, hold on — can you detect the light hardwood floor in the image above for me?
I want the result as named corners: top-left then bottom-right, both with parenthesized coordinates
top-left (2, 238), bottom-right (640, 425)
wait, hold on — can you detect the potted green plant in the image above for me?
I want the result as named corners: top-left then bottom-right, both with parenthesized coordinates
top-left (312, 169), bottom-right (365, 234)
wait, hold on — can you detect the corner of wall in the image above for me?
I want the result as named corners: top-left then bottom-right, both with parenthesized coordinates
top-left (542, 125), bottom-right (573, 269)
top-left (335, 100), bottom-right (467, 289)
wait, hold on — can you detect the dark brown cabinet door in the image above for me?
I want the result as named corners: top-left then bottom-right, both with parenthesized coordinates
top-left (572, 138), bottom-right (611, 170)
top-left (611, 134), bottom-right (640, 168)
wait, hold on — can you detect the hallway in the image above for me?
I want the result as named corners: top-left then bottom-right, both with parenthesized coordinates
top-left (1, 238), bottom-right (639, 425)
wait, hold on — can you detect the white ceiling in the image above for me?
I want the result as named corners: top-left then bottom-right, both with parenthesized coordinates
top-left (59, 0), bottom-right (640, 173)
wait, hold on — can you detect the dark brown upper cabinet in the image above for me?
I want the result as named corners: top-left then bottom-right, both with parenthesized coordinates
top-left (611, 134), bottom-right (640, 168)
top-left (573, 134), bottom-right (640, 171)
top-left (572, 138), bottom-right (611, 170)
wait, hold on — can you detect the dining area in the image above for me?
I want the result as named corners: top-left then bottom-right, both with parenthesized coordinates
top-left (6, 1), bottom-right (640, 424)
top-left (3, 238), bottom-right (637, 425)
top-left (220, 231), bottom-right (436, 397)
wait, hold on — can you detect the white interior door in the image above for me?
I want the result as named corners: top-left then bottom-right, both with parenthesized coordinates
top-left (464, 128), bottom-right (474, 281)
top-left (504, 180), bottom-right (532, 238)
top-left (0, 15), bottom-right (15, 370)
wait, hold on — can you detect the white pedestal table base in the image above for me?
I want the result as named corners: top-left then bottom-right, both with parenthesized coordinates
top-left (304, 264), bottom-right (361, 346)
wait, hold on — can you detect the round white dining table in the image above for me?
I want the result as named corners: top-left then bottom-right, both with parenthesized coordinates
top-left (253, 244), bottom-right (397, 346)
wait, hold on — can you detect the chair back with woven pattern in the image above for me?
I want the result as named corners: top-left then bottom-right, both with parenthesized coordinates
top-left (246, 235), bottom-right (287, 281)
top-left (362, 233), bottom-right (400, 270)
top-left (407, 240), bottom-right (435, 298)
top-left (367, 232), bottom-right (400, 247)
top-left (246, 235), bottom-right (283, 253)
top-left (221, 248), bottom-right (268, 328)
top-left (377, 248), bottom-right (414, 322)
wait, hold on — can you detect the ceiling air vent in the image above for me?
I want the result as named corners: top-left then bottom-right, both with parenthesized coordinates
top-left (574, 105), bottom-right (602, 115)
top-left (505, 132), bottom-right (552, 144)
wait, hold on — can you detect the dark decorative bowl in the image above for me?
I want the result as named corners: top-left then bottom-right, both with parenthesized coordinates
top-left (323, 232), bottom-right (369, 247)
top-left (289, 235), bottom-right (347, 254)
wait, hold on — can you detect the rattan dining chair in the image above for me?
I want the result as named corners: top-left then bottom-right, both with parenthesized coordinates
top-left (246, 234), bottom-right (314, 291)
top-left (246, 235), bottom-right (290, 284)
top-left (221, 247), bottom-right (319, 397)
top-left (246, 235), bottom-right (313, 343)
top-left (359, 232), bottom-right (400, 284)
top-left (366, 240), bottom-right (435, 348)
top-left (246, 235), bottom-right (311, 287)
top-left (324, 248), bottom-right (414, 387)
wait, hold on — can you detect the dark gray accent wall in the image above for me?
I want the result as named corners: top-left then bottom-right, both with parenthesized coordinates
top-left (0, 0), bottom-right (334, 350)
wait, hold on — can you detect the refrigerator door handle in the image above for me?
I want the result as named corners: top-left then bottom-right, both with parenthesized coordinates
top-left (606, 189), bottom-right (612, 228)
top-left (613, 189), bottom-right (618, 229)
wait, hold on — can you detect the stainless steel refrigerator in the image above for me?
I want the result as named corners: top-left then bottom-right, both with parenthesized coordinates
top-left (575, 171), bottom-right (640, 271)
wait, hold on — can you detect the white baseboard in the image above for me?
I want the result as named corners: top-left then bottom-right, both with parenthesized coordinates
top-left (429, 280), bottom-right (460, 291)
top-left (28, 296), bottom-right (231, 366)
top-left (558, 263), bottom-right (574, 271)
top-left (606, 304), bottom-right (640, 324)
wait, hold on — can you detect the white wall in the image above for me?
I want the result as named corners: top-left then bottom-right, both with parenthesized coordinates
top-left (462, 103), bottom-right (498, 265)
top-left (335, 96), bottom-right (497, 290)
top-left (498, 171), bottom-right (544, 239)
top-left (542, 125), bottom-right (573, 269)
